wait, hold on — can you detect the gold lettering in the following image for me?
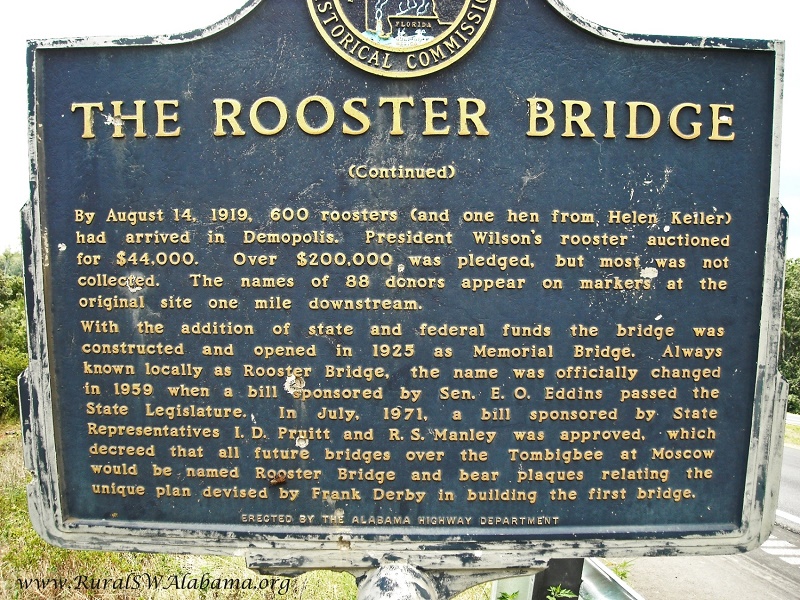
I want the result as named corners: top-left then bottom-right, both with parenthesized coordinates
top-left (709, 104), bottom-right (735, 141)
top-left (423, 98), bottom-right (450, 135)
top-left (669, 102), bottom-right (702, 140)
top-left (343, 98), bottom-right (370, 135)
top-left (71, 102), bottom-right (104, 139)
top-left (213, 99), bottom-right (245, 137)
top-left (626, 101), bottom-right (660, 139)
top-left (379, 96), bottom-right (414, 135)
top-left (154, 100), bottom-right (181, 137)
top-left (296, 95), bottom-right (335, 135)
top-left (562, 100), bottom-right (594, 138)
top-left (250, 96), bottom-right (288, 136)
top-left (527, 97), bottom-right (555, 137)
top-left (111, 100), bottom-right (147, 138)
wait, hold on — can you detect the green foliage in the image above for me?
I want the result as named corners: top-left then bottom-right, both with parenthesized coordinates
top-left (1, 424), bottom-right (362, 599)
top-left (545, 585), bottom-right (578, 600)
top-left (783, 259), bottom-right (800, 414)
top-left (789, 395), bottom-right (800, 415)
top-left (546, 585), bottom-right (578, 600)
top-left (0, 260), bottom-right (27, 420)
top-left (786, 423), bottom-right (800, 447)
top-left (497, 592), bottom-right (519, 600)
top-left (0, 248), bottom-right (23, 277)
top-left (0, 348), bottom-right (28, 419)
top-left (607, 559), bottom-right (634, 581)
top-left (0, 427), bottom-right (186, 598)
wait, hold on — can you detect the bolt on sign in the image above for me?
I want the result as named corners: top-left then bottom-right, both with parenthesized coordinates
top-left (23, 0), bottom-right (786, 574)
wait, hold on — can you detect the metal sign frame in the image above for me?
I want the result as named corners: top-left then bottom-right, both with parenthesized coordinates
top-left (22, 0), bottom-right (786, 579)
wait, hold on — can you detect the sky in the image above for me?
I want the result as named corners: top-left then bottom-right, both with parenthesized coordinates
top-left (4, 0), bottom-right (796, 255)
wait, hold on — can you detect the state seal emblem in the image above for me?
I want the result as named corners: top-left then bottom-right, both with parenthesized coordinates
top-left (309, 1), bottom-right (497, 77)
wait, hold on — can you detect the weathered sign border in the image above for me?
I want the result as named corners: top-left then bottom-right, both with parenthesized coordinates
top-left (21, 0), bottom-right (787, 581)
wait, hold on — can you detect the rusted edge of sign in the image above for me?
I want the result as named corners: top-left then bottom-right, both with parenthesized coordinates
top-left (547, 0), bottom-right (779, 51)
top-left (21, 0), bottom-right (787, 570)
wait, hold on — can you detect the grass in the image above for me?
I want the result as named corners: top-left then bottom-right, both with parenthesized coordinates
top-left (0, 418), bottom-right (492, 600)
top-left (604, 559), bottom-right (634, 582)
top-left (0, 418), bottom-right (359, 599)
top-left (785, 422), bottom-right (800, 448)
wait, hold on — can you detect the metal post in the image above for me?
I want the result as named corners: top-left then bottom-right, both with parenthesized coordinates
top-left (357, 563), bottom-right (439, 600)
top-left (531, 559), bottom-right (584, 600)
top-left (491, 575), bottom-right (535, 600)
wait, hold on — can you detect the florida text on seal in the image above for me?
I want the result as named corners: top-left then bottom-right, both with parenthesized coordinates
top-left (309, 0), bottom-right (497, 77)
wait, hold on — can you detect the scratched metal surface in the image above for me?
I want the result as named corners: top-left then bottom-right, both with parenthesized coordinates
top-left (22, 0), bottom-right (785, 563)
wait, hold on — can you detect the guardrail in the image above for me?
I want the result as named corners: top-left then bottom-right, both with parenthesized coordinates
top-left (490, 559), bottom-right (645, 600)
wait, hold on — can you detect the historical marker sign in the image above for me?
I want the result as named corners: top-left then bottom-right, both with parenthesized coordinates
top-left (23, 0), bottom-right (785, 569)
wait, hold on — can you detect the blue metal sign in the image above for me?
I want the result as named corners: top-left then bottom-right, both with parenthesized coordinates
top-left (23, 0), bottom-right (786, 567)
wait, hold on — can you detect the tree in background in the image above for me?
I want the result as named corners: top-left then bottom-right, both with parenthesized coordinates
top-left (781, 258), bottom-right (800, 414)
top-left (0, 251), bottom-right (27, 419)
top-left (0, 248), bottom-right (23, 277)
